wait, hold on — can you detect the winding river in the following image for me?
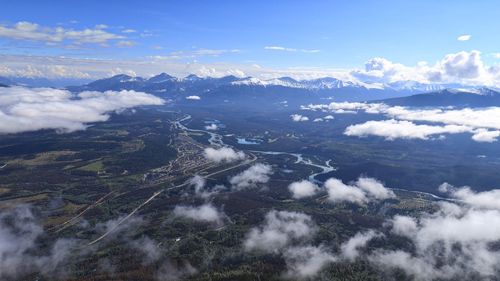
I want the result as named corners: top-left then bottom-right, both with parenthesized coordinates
top-left (171, 112), bottom-right (452, 200)
top-left (173, 114), bottom-right (336, 183)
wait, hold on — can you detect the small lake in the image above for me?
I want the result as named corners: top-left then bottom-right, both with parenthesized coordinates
top-left (237, 138), bottom-right (263, 145)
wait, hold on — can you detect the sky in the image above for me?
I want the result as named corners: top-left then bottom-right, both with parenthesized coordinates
top-left (0, 0), bottom-right (499, 84)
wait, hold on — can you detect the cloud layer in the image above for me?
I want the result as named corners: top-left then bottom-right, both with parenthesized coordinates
top-left (351, 50), bottom-right (500, 87)
top-left (244, 210), bottom-right (336, 277)
top-left (304, 101), bottom-right (500, 142)
top-left (0, 86), bottom-right (164, 134)
top-left (287, 176), bottom-right (395, 204)
top-left (0, 21), bottom-right (127, 47)
top-left (2, 50), bottom-right (500, 88)
top-left (0, 205), bottom-right (87, 280)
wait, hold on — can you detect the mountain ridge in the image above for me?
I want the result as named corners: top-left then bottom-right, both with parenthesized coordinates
top-left (379, 88), bottom-right (500, 107)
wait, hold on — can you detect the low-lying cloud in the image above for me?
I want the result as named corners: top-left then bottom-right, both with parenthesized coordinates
top-left (325, 177), bottom-right (395, 204)
top-left (204, 123), bottom-right (218, 130)
top-left (369, 202), bottom-right (500, 280)
top-left (244, 210), bottom-right (335, 277)
top-left (287, 176), bottom-right (395, 204)
top-left (290, 114), bottom-right (309, 122)
top-left (288, 180), bottom-right (320, 199)
top-left (321, 179), bottom-right (500, 280)
top-left (244, 210), bottom-right (316, 253)
top-left (439, 182), bottom-right (500, 210)
top-left (345, 119), bottom-right (474, 140)
top-left (283, 245), bottom-right (336, 278)
top-left (0, 86), bottom-right (164, 134)
top-left (303, 101), bottom-right (500, 142)
top-left (173, 203), bottom-right (224, 225)
top-left (0, 205), bottom-right (80, 280)
top-left (204, 147), bottom-right (246, 163)
top-left (229, 163), bottom-right (273, 190)
top-left (340, 230), bottom-right (380, 261)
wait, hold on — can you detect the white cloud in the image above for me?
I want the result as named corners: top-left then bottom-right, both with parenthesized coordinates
top-left (283, 245), bottom-right (336, 278)
top-left (0, 64), bottom-right (91, 79)
top-left (121, 29), bottom-right (137, 34)
top-left (0, 86), bottom-right (164, 134)
top-left (0, 205), bottom-right (80, 279)
top-left (457, 34), bottom-right (472, 41)
top-left (344, 119), bottom-right (473, 140)
top-left (229, 163), bottom-right (273, 190)
top-left (288, 180), bottom-right (320, 199)
top-left (173, 203), bottom-right (224, 225)
top-left (330, 180), bottom-right (500, 280)
top-left (307, 101), bottom-right (500, 142)
top-left (390, 215), bottom-right (418, 236)
top-left (351, 57), bottom-right (424, 84)
top-left (324, 178), bottom-right (368, 204)
top-left (186, 95), bottom-right (201, 100)
top-left (243, 210), bottom-right (316, 253)
top-left (185, 175), bottom-right (226, 199)
top-left (471, 128), bottom-right (500, 142)
top-left (116, 40), bottom-right (135, 48)
top-left (264, 46), bottom-right (320, 53)
top-left (340, 230), bottom-right (380, 261)
top-left (440, 184), bottom-right (500, 210)
top-left (0, 21), bottom-right (126, 46)
top-left (245, 177), bottom-right (500, 280)
top-left (290, 114), bottom-right (309, 122)
top-left (204, 123), bottom-right (218, 130)
top-left (440, 50), bottom-right (485, 80)
top-left (186, 175), bottom-right (207, 197)
top-left (355, 177), bottom-right (396, 200)
top-left (244, 210), bottom-right (336, 278)
top-left (371, 203), bottom-right (500, 280)
top-left (154, 49), bottom-right (241, 60)
top-left (350, 50), bottom-right (499, 86)
top-left (324, 177), bottom-right (394, 204)
top-left (203, 147), bottom-right (246, 163)
top-left (2, 50), bottom-right (499, 87)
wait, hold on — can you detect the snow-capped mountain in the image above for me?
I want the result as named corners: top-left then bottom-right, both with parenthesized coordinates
top-left (381, 87), bottom-right (500, 107)
top-left (386, 80), bottom-right (446, 92)
top-left (231, 76), bottom-right (357, 90)
top-left (231, 76), bottom-right (454, 92)
top-left (64, 73), bottom-right (500, 105)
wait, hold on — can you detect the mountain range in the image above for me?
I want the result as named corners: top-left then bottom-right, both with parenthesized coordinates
top-left (65, 73), bottom-right (460, 93)
top-left (381, 87), bottom-right (500, 107)
top-left (2, 73), bottom-right (500, 107)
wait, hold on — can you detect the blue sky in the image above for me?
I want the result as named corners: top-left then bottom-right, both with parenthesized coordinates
top-left (0, 0), bottom-right (499, 83)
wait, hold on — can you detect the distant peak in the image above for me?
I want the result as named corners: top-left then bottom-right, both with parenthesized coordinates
top-left (111, 74), bottom-right (132, 79)
top-left (184, 74), bottom-right (202, 81)
top-left (440, 87), bottom-right (500, 96)
top-left (107, 74), bottom-right (144, 82)
top-left (148, 73), bottom-right (176, 83)
top-left (277, 76), bottom-right (298, 83)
